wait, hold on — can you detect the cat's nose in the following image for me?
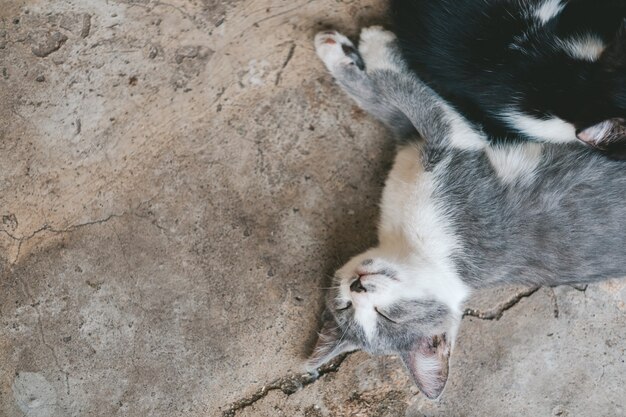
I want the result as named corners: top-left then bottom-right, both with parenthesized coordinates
top-left (350, 277), bottom-right (366, 293)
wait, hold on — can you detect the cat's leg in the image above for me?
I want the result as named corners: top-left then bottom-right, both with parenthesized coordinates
top-left (315, 27), bottom-right (487, 149)
top-left (314, 30), bottom-right (415, 138)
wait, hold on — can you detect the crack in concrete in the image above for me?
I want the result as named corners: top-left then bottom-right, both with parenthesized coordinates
top-left (2, 197), bottom-right (165, 265)
top-left (1, 213), bottom-right (123, 243)
top-left (463, 286), bottom-right (541, 320)
top-left (2, 214), bottom-right (124, 265)
top-left (220, 353), bottom-right (349, 417)
top-left (223, 286), bottom-right (546, 415)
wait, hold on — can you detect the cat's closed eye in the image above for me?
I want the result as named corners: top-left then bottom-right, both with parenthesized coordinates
top-left (336, 301), bottom-right (352, 311)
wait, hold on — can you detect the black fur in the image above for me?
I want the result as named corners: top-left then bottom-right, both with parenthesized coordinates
top-left (391, 0), bottom-right (626, 155)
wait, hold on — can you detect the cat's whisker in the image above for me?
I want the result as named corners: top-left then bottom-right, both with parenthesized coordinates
top-left (336, 320), bottom-right (352, 347)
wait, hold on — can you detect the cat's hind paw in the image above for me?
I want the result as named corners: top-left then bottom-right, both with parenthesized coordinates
top-left (315, 30), bottom-right (365, 74)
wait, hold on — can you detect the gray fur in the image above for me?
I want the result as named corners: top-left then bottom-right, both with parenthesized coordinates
top-left (328, 47), bottom-right (459, 144)
top-left (310, 28), bottom-right (626, 397)
top-left (321, 31), bottom-right (626, 290)
top-left (441, 145), bottom-right (626, 288)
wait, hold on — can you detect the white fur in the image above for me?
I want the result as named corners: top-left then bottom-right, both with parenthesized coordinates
top-left (314, 31), bottom-right (356, 73)
top-left (444, 106), bottom-right (488, 150)
top-left (336, 257), bottom-right (402, 342)
top-left (358, 26), bottom-right (406, 73)
top-left (534, 0), bottom-right (564, 25)
top-left (352, 289), bottom-right (380, 341)
top-left (486, 143), bottom-right (543, 185)
top-left (337, 145), bottom-right (470, 341)
top-left (500, 110), bottom-right (577, 143)
top-left (558, 35), bottom-right (605, 62)
top-left (378, 145), bottom-right (469, 313)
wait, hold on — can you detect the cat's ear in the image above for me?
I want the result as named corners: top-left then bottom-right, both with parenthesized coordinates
top-left (576, 118), bottom-right (626, 150)
top-left (399, 333), bottom-right (450, 399)
top-left (306, 315), bottom-right (357, 372)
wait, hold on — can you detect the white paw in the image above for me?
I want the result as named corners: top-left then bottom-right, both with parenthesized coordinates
top-left (358, 26), bottom-right (404, 72)
top-left (315, 30), bottom-right (364, 73)
top-left (359, 25), bottom-right (397, 46)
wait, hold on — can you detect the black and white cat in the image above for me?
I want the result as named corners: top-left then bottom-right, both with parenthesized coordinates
top-left (391, 0), bottom-right (626, 157)
top-left (308, 26), bottom-right (626, 399)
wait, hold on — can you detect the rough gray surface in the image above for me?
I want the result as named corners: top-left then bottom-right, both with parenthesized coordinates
top-left (0, 1), bottom-right (624, 416)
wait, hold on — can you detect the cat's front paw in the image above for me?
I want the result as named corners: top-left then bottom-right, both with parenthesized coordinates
top-left (358, 26), bottom-right (405, 73)
top-left (314, 30), bottom-right (365, 74)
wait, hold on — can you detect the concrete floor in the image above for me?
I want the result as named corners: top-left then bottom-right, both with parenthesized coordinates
top-left (1, 1), bottom-right (625, 416)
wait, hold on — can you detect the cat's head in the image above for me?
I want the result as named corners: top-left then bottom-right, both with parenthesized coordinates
top-left (307, 248), bottom-right (466, 399)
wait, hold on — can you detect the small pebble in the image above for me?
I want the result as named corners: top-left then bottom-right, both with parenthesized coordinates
top-left (31, 31), bottom-right (67, 57)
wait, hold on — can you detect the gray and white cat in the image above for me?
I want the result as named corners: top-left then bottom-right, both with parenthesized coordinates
top-left (307, 26), bottom-right (626, 399)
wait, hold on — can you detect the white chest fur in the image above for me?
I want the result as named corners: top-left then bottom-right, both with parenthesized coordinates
top-left (377, 145), bottom-right (470, 311)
